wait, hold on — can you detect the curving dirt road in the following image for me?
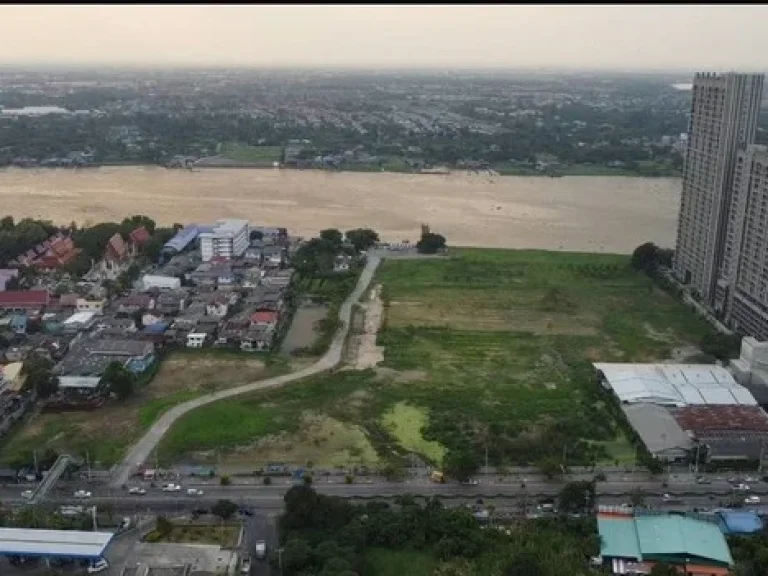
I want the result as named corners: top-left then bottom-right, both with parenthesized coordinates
top-left (110, 255), bottom-right (381, 487)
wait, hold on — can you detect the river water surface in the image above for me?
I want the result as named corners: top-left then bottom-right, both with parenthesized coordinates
top-left (0, 167), bottom-right (680, 254)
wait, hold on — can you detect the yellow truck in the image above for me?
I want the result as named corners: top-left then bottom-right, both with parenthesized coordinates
top-left (430, 471), bottom-right (445, 484)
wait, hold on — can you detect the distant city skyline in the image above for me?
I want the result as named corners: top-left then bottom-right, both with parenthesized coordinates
top-left (2, 5), bottom-right (768, 71)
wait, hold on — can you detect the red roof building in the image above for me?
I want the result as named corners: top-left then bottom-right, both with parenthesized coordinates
top-left (0, 290), bottom-right (50, 310)
top-left (250, 311), bottom-right (278, 325)
top-left (33, 237), bottom-right (79, 270)
top-left (129, 226), bottom-right (151, 247)
top-left (673, 405), bottom-right (768, 433)
top-left (105, 233), bottom-right (129, 262)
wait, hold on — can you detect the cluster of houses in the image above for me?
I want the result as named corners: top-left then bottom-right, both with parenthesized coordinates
top-left (0, 219), bottom-right (297, 424)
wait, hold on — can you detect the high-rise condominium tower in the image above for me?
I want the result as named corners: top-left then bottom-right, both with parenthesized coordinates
top-left (672, 72), bottom-right (764, 306)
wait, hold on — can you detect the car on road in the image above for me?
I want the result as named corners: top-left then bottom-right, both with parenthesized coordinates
top-left (20, 490), bottom-right (33, 500)
top-left (745, 476), bottom-right (759, 483)
top-left (460, 479), bottom-right (480, 486)
top-left (187, 488), bottom-right (204, 496)
top-left (734, 483), bottom-right (751, 492)
top-left (727, 476), bottom-right (740, 483)
top-left (696, 477), bottom-right (712, 484)
top-left (255, 540), bottom-right (267, 560)
top-left (241, 555), bottom-right (252, 574)
top-left (162, 483), bottom-right (181, 492)
top-left (74, 490), bottom-right (92, 499)
top-left (128, 487), bottom-right (146, 495)
top-left (745, 495), bottom-right (761, 505)
top-left (87, 559), bottom-right (109, 574)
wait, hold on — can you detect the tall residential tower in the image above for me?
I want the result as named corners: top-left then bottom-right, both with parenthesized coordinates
top-left (672, 72), bottom-right (764, 306)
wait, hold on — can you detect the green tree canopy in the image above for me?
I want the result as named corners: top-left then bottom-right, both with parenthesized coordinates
top-left (103, 361), bottom-right (136, 400)
top-left (211, 499), bottom-right (238, 520)
top-left (345, 228), bottom-right (379, 252)
top-left (443, 448), bottom-right (479, 482)
top-left (417, 232), bottom-right (447, 254)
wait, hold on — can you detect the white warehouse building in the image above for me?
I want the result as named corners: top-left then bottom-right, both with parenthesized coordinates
top-left (199, 219), bottom-right (250, 262)
top-left (594, 362), bottom-right (758, 407)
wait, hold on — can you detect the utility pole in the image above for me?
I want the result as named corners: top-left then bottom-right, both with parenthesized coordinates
top-left (86, 450), bottom-right (92, 482)
top-left (758, 440), bottom-right (766, 474)
top-left (485, 442), bottom-right (489, 476)
top-left (33, 450), bottom-right (38, 476)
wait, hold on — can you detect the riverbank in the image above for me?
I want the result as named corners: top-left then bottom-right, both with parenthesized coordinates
top-left (0, 167), bottom-right (680, 253)
top-left (0, 161), bottom-right (681, 179)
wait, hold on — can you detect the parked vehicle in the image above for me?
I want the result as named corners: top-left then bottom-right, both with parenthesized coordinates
top-left (430, 471), bottom-right (445, 484)
top-left (745, 495), bottom-right (761, 504)
top-left (20, 490), bottom-right (33, 500)
top-left (128, 487), bottom-right (146, 495)
top-left (241, 555), bottom-right (252, 574)
top-left (87, 559), bottom-right (109, 574)
top-left (255, 540), bottom-right (267, 560)
top-left (74, 490), bottom-right (92, 499)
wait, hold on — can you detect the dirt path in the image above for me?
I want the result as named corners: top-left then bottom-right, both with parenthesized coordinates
top-left (349, 284), bottom-right (385, 369)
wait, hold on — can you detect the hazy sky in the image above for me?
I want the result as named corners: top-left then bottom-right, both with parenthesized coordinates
top-left (2, 4), bottom-right (768, 71)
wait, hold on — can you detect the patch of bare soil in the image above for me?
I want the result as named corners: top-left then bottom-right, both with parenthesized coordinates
top-left (348, 284), bottom-right (385, 369)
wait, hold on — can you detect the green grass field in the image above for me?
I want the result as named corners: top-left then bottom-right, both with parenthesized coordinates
top-left (158, 249), bottom-right (716, 469)
top-left (219, 142), bottom-right (283, 165)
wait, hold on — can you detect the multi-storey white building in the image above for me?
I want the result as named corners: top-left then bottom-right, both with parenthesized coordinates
top-left (718, 145), bottom-right (768, 338)
top-left (672, 72), bottom-right (764, 305)
top-left (199, 219), bottom-right (250, 262)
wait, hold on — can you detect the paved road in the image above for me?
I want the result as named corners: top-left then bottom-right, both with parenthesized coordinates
top-left (110, 255), bottom-right (381, 488)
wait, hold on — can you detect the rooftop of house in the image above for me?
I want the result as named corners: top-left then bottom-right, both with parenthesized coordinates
top-left (129, 226), bottom-right (151, 246)
top-left (0, 290), bottom-right (50, 307)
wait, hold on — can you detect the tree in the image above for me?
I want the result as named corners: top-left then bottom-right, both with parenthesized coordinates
top-left (416, 232), bottom-right (447, 254)
top-left (505, 551), bottom-right (544, 576)
top-left (319, 228), bottom-right (343, 247)
top-left (558, 480), bottom-right (596, 514)
top-left (219, 475), bottom-right (231, 486)
top-left (535, 456), bottom-right (563, 480)
top-left (280, 537), bottom-right (313, 573)
top-left (649, 563), bottom-right (680, 576)
top-left (102, 361), bottom-right (136, 400)
top-left (630, 488), bottom-right (646, 508)
top-left (156, 516), bottom-right (173, 536)
top-left (345, 228), bottom-right (379, 252)
top-left (211, 499), bottom-right (237, 521)
top-left (631, 242), bottom-right (673, 274)
top-left (700, 332), bottom-right (741, 361)
top-left (443, 448), bottom-right (479, 482)
top-left (22, 354), bottom-right (58, 398)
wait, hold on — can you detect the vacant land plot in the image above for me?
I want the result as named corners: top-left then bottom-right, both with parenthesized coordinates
top-left (159, 249), bottom-right (716, 468)
top-left (144, 523), bottom-right (241, 548)
top-left (219, 142), bottom-right (282, 165)
top-left (0, 352), bottom-right (292, 467)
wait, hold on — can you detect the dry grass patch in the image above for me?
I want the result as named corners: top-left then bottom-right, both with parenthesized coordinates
top-left (218, 412), bottom-right (379, 469)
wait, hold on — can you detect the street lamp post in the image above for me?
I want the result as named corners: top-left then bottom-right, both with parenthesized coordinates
top-left (278, 547), bottom-right (284, 576)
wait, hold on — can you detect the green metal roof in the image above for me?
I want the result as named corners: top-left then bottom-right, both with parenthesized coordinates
top-left (598, 517), bottom-right (641, 560)
top-left (598, 515), bottom-right (734, 567)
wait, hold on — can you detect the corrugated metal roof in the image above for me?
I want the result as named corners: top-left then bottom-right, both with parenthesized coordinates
top-left (715, 510), bottom-right (764, 535)
top-left (0, 528), bottom-right (114, 558)
top-left (595, 363), bottom-right (757, 407)
top-left (621, 403), bottom-right (692, 455)
top-left (599, 515), bottom-right (733, 566)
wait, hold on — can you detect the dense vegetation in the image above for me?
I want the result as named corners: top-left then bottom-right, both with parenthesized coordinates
top-left (276, 486), bottom-right (601, 576)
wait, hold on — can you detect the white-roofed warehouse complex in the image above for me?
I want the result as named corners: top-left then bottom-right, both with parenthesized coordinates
top-left (594, 360), bottom-right (768, 464)
top-left (594, 363), bottom-right (757, 407)
top-left (0, 527), bottom-right (114, 559)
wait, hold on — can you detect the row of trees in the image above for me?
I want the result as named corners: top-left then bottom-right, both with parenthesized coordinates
top-left (277, 486), bottom-right (602, 576)
top-left (293, 228), bottom-right (378, 276)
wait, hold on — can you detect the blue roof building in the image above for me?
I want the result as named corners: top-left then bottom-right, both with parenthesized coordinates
top-left (715, 509), bottom-right (764, 535)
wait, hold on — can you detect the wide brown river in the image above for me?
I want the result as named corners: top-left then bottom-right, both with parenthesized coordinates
top-left (0, 167), bottom-right (681, 254)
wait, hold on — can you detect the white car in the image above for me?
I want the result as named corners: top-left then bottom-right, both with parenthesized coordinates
top-left (461, 479), bottom-right (480, 486)
top-left (74, 490), bottom-right (92, 499)
top-left (745, 495), bottom-right (761, 504)
top-left (20, 490), bottom-right (33, 500)
top-left (128, 487), bottom-right (147, 495)
top-left (241, 555), bottom-right (252, 574)
top-left (162, 483), bottom-right (181, 492)
top-left (734, 483), bottom-right (751, 492)
top-left (187, 488), bottom-right (204, 496)
top-left (87, 558), bottom-right (109, 574)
